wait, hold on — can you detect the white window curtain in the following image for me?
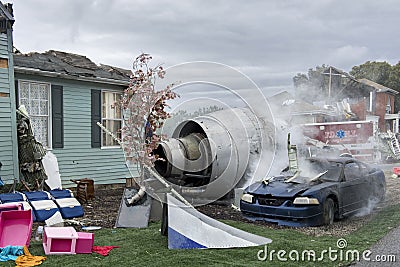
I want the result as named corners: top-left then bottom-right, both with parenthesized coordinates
top-left (19, 81), bottom-right (50, 148)
top-left (101, 91), bottom-right (122, 147)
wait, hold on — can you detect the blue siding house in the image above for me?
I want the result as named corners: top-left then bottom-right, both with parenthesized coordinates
top-left (0, 2), bottom-right (135, 187)
top-left (0, 2), bottom-right (18, 183)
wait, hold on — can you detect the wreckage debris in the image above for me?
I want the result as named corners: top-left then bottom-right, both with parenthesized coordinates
top-left (16, 107), bottom-right (48, 191)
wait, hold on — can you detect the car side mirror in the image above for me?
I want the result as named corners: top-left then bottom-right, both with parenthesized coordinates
top-left (368, 168), bottom-right (377, 174)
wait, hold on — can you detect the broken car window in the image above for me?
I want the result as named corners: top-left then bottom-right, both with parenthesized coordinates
top-left (287, 160), bottom-right (342, 183)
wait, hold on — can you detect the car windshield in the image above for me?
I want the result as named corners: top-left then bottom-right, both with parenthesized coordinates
top-left (289, 159), bottom-right (342, 183)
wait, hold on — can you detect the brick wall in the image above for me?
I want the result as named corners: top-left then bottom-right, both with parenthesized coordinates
top-left (375, 92), bottom-right (395, 131)
top-left (350, 98), bottom-right (367, 120)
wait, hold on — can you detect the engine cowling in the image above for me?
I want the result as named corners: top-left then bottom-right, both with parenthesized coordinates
top-left (152, 107), bottom-right (271, 204)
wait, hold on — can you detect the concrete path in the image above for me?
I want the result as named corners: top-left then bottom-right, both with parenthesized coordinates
top-left (355, 226), bottom-right (399, 266)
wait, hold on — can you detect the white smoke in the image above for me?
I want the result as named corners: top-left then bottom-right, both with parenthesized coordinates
top-left (239, 153), bottom-right (261, 188)
top-left (354, 197), bottom-right (380, 217)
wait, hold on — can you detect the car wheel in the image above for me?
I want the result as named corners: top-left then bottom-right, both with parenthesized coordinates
top-left (323, 198), bottom-right (334, 226)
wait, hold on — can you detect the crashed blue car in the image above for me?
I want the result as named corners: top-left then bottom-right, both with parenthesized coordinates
top-left (240, 156), bottom-right (386, 227)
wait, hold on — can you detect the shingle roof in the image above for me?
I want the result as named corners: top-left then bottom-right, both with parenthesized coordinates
top-left (268, 91), bottom-right (335, 116)
top-left (13, 50), bottom-right (131, 83)
top-left (357, 78), bottom-right (398, 94)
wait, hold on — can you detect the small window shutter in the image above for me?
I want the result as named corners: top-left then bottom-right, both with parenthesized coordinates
top-left (51, 85), bottom-right (64, 148)
top-left (91, 89), bottom-right (101, 148)
top-left (15, 80), bottom-right (19, 106)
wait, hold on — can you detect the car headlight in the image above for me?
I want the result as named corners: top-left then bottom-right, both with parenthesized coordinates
top-left (241, 193), bottom-right (254, 203)
top-left (293, 197), bottom-right (319, 205)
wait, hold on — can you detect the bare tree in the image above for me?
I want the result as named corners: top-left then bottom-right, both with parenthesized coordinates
top-left (98, 53), bottom-right (192, 209)
top-left (121, 53), bottom-right (177, 171)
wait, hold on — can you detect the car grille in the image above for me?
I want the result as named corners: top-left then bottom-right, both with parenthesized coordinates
top-left (256, 196), bottom-right (291, 206)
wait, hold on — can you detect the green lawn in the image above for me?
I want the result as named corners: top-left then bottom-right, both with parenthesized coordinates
top-left (3, 204), bottom-right (400, 267)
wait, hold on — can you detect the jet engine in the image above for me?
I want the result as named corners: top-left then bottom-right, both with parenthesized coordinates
top-left (152, 107), bottom-right (274, 205)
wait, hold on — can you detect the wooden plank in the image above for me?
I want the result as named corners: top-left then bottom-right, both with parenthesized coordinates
top-left (0, 58), bottom-right (8, 68)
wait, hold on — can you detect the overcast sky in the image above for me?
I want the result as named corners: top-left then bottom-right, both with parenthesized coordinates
top-left (7, 0), bottom-right (400, 94)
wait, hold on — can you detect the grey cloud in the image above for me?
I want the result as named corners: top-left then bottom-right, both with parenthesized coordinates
top-left (9, 0), bottom-right (400, 90)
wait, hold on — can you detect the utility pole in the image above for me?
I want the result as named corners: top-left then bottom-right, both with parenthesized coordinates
top-left (322, 66), bottom-right (346, 103)
top-left (328, 66), bottom-right (332, 100)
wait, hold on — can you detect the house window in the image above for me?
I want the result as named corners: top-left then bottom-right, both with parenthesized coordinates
top-left (386, 95), bottom-right (392, 114)
top-left (101, 91), bottom-right (122, 147)
top-left (19, 81), bottom-right (51, 148)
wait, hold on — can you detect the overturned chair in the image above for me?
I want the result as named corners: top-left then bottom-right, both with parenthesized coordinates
top-left (70, 179), bottom-right (94, 203)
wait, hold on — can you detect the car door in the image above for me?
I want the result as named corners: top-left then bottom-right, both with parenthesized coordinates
top-left (357, 162), bottom-right (375, 196)
top-left (339, 161), bottom-right (369, 214)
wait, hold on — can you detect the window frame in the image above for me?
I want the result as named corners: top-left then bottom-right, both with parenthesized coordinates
top-left (343, 161), bottom-right (362, 182)
top-left (18, 79), bottom-right (52, 149)
top-left (100, 90), bottom-right (123, 148)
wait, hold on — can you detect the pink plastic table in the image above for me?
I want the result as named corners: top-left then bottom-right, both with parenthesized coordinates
top-left (43, 226), bottom-right (78, 255)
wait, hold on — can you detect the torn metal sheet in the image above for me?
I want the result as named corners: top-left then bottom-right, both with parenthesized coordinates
top-left (115, 188), bottom-right (152, 228)
top-left (167, 193), bottom-right (272, 249)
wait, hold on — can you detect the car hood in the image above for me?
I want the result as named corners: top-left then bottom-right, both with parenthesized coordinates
top-left (245, 181), bottom-right (312, 198)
